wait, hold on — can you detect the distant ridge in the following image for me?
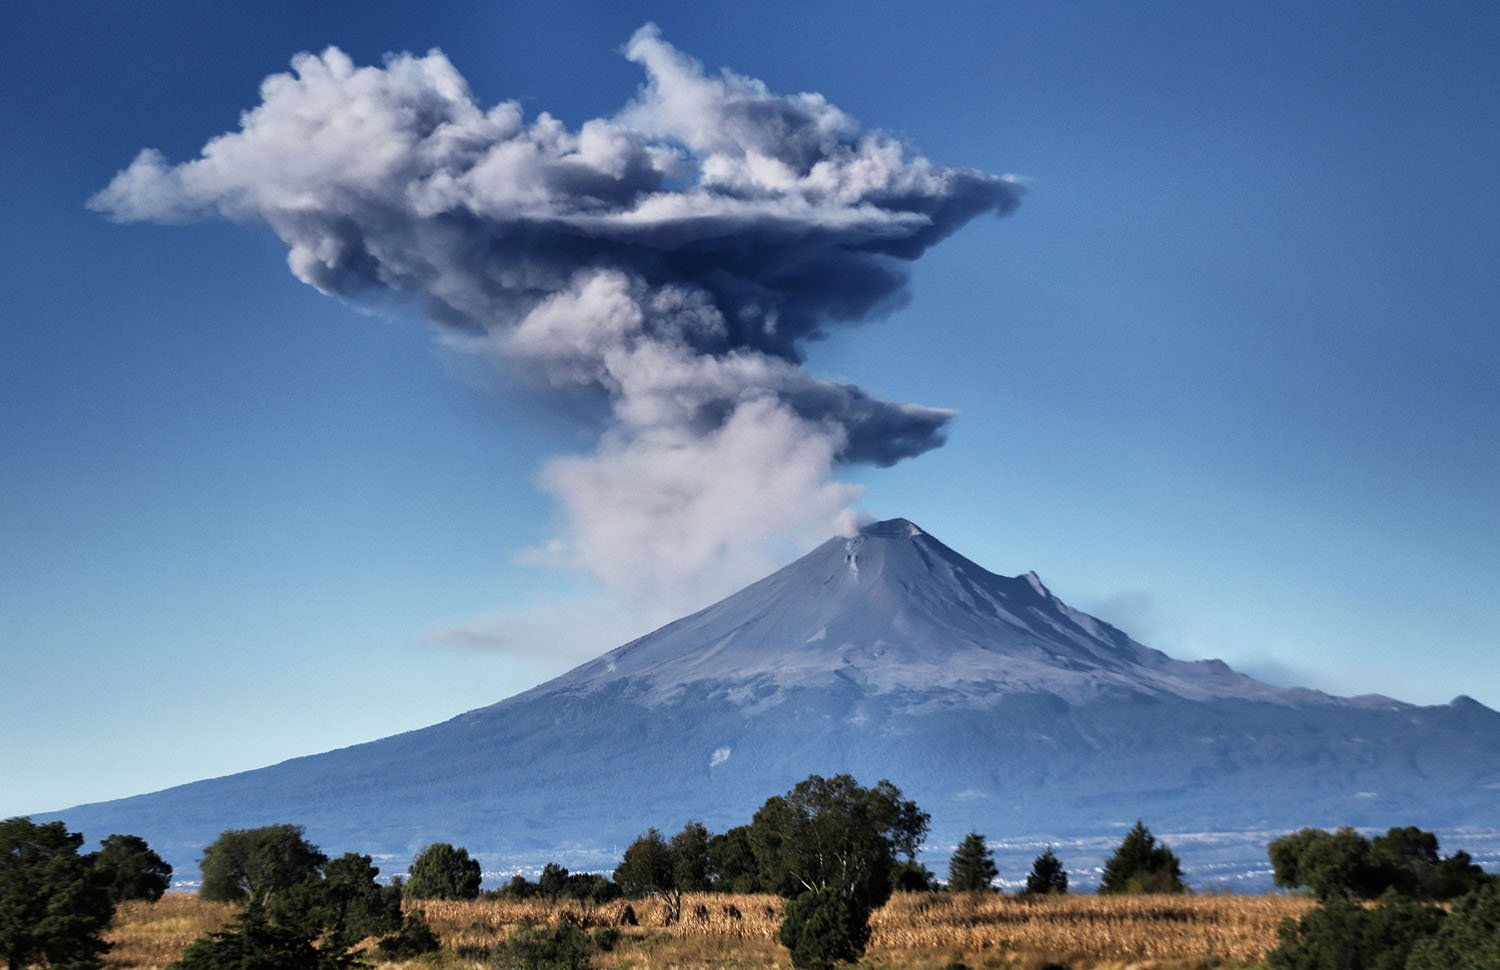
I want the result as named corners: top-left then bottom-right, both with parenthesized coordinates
top-left (40, 518), bottom-right (1500, 887)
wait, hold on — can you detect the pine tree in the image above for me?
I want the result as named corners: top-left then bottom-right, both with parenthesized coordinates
top-left (947, 831), bottom-right (998, 892)
top-left (1099, 820), bottom-right (1185, 894)
top-left (1023, 847), bottom-right (1068, 895)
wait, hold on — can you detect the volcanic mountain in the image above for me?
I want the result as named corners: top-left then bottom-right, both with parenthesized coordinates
top-left (43, 519), bottom-right (1500, 886)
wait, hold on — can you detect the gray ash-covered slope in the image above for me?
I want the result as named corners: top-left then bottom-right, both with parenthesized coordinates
top-left (44, 519), bottom-right (1500, 883)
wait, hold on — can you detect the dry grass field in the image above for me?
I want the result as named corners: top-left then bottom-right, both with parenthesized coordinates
top-left (104, 891), bottom-right (1314, 969)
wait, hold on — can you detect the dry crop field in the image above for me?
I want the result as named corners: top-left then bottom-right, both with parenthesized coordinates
top-left (105, 891), bottom-right (1315, 969)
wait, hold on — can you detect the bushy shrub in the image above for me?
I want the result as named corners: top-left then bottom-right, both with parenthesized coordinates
top-left (778, 887), bottom-right (871, 970)
top-left (502, 920), bottom-right (594, 970)
top-left (375, 912), bottom-right (442, 960)
top-left (1266, 897), bottom-right (1443, 970)
top-left (1405, 882), bottom-right (1500, 970)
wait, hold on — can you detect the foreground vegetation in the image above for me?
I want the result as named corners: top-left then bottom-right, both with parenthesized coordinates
top-left (107, 891), bottom-right (1317, 970)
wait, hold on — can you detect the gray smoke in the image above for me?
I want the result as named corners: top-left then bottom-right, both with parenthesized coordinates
top-left (92, 26), bottom-right (1021, 606)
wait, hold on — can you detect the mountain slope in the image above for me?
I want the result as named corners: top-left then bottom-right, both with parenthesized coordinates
top-left (40, 519), bottom-right (1500, 886)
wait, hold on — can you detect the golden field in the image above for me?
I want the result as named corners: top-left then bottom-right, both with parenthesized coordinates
top-left (104, 891), bottom-right (1314, 969)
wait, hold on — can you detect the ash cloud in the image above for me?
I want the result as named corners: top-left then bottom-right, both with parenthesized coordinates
top-left (91, 26), bottom-right (1021, 607)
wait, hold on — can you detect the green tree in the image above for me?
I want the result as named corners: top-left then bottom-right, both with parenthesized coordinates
top-left (92, 833), bottom-right (173, 905)
top-left (671, 821), bottom-right (712, 893)
top-left (1268, 825), bottom-right (1486, 902)
top-left (1266, 896), bottom-right (1442, 970)
top-left (1023, 847), bottom-right (1068, 895)
top-left (1268, 827), bottom-right (1377, 901)
top-left (1098, 820), bottom-right (1185, 894)
top-left (199, 824), bottom-right (327, 905)
top-left (1406, 882), bottom-right (1500, 970)
top-left (946, 832), bottom-right (997, 892)
top-left (614, 827), bottom-right (681, 921)
top-left (0, 817), bottom-right (115, 970)
top-left (707, 825), bottom-right (761, 893)
top-left (778, 887), bottom-right (869, 970)
top-left (405, 842), bottom-right (482, 900)
top-left (171, 851), bottom-right (423, 970)
top-left (749, 774), bottom-right (927, 968)
top-left (538, 862), bottom-right (569, 901)
top-left (890, 860), bottom-right (938, 893)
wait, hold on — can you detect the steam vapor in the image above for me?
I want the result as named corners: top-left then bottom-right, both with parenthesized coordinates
top-left (91, 26), bottom-right (1022, 613)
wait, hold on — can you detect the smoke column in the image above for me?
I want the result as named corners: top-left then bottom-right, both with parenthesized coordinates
top-left (92, 26), bottom-right (1022, 614)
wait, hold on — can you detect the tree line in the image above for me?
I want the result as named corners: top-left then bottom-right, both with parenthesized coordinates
top-left (4, 778), bottom-right (1495, 970)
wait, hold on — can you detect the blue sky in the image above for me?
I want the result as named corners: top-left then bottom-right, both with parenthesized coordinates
top-left (2, 1), bottom-right (1497, 819)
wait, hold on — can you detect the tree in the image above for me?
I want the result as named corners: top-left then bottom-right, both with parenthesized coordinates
top-left (1268, 825), bottom-right (1488, 902)
top-left (614, 827), bottom-right (681, 921)
top-left (778, 887), bottom-right (869, 970)
top-left (947, 832), bottom-right (997, 892)
top-left (537, 862), bottom-right (569, 901)
top-left (671, 821), bottom-right (712, 893)
top-left (1269, 827), bottom-right (1378, 902)
top-left (749, 774), bottom-right (927, 968)
top-left (199, 824), bottom-right (327, 905)
top-left (1266, 896), bottom-right (1443, 970)
top-left (1023, 847), bottom-right (1068, 895)
top-left (93, 833), bottom-right (173, 904)
top-left (1406, 882), bottom-right (1500, 970)
top-left (171, 851), bottom-right (423, 970)
top-left (1098, 820), bottom-right (1185, 894)
top-left (0, 817), bottom-right (115, 970)
top-left (405, 842), bottom-right (482, 900)
top-left (890, 860), bottom-right (939, 893)
top-left (707, 825), bottom-right (761, 893)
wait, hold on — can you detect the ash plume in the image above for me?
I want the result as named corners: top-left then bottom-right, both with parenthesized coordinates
top-left (91, 25), bottom-right (1022, 609)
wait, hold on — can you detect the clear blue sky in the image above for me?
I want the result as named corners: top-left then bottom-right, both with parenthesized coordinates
top-left (3, 0), bottom-right (1497, 819)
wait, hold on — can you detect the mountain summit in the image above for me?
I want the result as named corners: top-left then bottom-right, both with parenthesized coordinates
top-left (554, 517), bottom-right (1303, 706)
top-left (41, 518), bottom-right (1500, 886)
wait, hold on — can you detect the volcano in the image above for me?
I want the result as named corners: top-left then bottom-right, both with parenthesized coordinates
top-left (41, 519), bottom-right (1500, 887)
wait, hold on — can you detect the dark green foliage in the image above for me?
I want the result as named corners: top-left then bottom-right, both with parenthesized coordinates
top-left (502, 920), bottom-right (595, 970)
top-left (748, 773), bottom-right (926, 909)
top-left (614, 827), bottom-right (682, 921)
top-left (1268, 825), bottom-right (1490, 902)
top-left (172, 849), bottom-right (408, 970)
top-left (375, 913), bottom-right (442, 961)
top-left (564, 872), bottom-right (619, 903)
top-left (707, 825), bottom-right (761, 893)
top-left (947, 832), bottom-right (997, 893)
top-left (170, 908), bottom-right (337, 970)
top-left (1406, 882), bottom-right (1500, 970)
top-left (538, 863), bottom-right (569, 901)
top-left (1269, 827), bottom-right (1381, 902)
top-left (778, 887), bottom-right (871, 970)
top-left (93, 833), bottom-right (173, 904)
top-left (405, 842), bottom-right (482, 900)
top-left (1023, 847), bottom-right (1069, 895)
top-left (613, 828), bottom-right (675, 897)
top-left (1098, 820), bottom-right (1185, 894)
top-left (670, 821), bottom-right (712, 893)
top-left (890, 859), bottom-right (938, 893)
top-left (1266, 897), bottom-right (1443, 970)
top-left (0, 816), bottom-right (115, 970)
top-left (1421, 850), bottom-right (1490, 901)
top-left (751, 774), bottom-right (926, 968)
top-left (198, 825), bottom-right (327, 905)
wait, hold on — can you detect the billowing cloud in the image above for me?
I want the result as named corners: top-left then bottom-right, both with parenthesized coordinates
top-left (91, 26), bottom-right (1021, 612)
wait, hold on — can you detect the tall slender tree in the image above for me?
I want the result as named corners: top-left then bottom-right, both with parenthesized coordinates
top-left (947, 832), bottom-right (998, 892)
